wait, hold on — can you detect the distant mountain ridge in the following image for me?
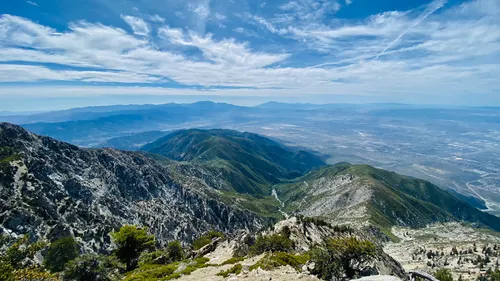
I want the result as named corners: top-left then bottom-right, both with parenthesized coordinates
top-left (142, 129), bottom-right (326, 195)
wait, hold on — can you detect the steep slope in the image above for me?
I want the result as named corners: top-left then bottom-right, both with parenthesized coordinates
top-left (141, 129), bottom-right (326, 195)
top-left (276, 163), bottom-right (500, 233)
top-left (0, 123), bottom-right (264, 252)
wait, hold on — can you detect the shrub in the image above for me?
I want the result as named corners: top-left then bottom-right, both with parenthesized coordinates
top-left (12, 267), bottom-right (60, 281)
top-left (4, 236), bottom-right (46, 269)
top-left (110, 225), bottom-right (155, 271)
top-left (123, 263), bottom-right (179, 281)
top-left (435, 268), bottom-right (453, 281)
top-left (220, 257), bottom-right (245, 266)
top-left (138, 250), bottom-right (166, 266)
top-left (216, 264), bottom-right (242, 278)
top-left (192, 231), bottom-right (224, 250)
top-left (310, 237), bottom-right (376, 279)
top-left (44, 237), bottom-right (79, 272)
top-left (178, 257), bottom-right (210, 276)
top-left (63, 254), bottom-right (121, 281)
top-left (0, 260), bottom-right (14, 281)
top-left (250, 234), bottom-right (293, 255)
top-left (249, 252), bottom-right (309, 272)
top-left (166, 241), bottom-right (184, 262)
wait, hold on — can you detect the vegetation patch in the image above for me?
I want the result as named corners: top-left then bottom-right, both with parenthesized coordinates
top-left (216, 263), bottom-right (242, 278)
top-left (249, 252), bottom-right (309, 272)
top-left (310, 236), bottom-right (376, 280)
top-left (111, 225), bottom-right (156, 271)
top-left (44, 237), bottom-right (79, 273)
top-left (124, 263), bottom-right (180, 281)
top-left (219, 256), bottom-right (245, 266)
top-left (250, 233), bottom-right (294, 255)
top-left (178, 257), bottom-right (211, 276)
top-left (192, 230), bottom-right (224, 250)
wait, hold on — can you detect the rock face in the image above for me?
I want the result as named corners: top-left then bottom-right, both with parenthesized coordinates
top-left (0, 123), bottom-right (263, 252)
top-left (276, 164), bottom-right (500, 232)
top-left (263, 217), bottom-right (406, 278)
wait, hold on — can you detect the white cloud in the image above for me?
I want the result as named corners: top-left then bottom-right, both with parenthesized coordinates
top-left (187, 0), bottom-right (211, 19)
top-left (214, 13), bottom-right (226, 21)
top-left (26, 1), bottom-right (38, 6)
top-left (279, 0), bottom-right (341, 22)
top-left (149, 14), bottom-right (165, 23)
top-left (345, 0), bottom-right (352, 5)
top-left (120, 15), bottom-right (150, 36)
top-left (0, 0), bottom-right (499, 102)
top-left (159, 26), bottom-right (289, 68)
top-left (0, 64), bottom-right (160, 83)
top-left (374, 0), bottom-right (447, 60)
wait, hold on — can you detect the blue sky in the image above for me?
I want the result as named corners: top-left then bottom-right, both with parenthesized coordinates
top-left (0, 0), bottom-right (499, 110)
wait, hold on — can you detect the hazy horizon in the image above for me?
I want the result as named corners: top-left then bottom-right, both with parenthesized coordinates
top-left (3, 94), bottom-right (500, 113)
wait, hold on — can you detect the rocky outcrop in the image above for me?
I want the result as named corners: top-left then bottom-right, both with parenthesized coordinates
top-left (0, 123), bottom-right (263, 252)
top-left (260, 217), bottom-right (406, 278)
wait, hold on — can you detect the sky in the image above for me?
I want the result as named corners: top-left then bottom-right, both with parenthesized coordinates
top-left (0, 0), bottom-right (499, 110)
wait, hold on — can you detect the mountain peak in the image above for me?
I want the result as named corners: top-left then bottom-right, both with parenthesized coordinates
top-left (141, 129), bottom-right (326, 195)
top-left (276, 163), bottom-right (500, 233)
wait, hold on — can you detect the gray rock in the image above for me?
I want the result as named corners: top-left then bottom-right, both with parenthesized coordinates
top-left (0, 123), bottom-right (264, 252)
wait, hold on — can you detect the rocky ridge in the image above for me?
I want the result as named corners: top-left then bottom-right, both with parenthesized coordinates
top-left (0, 123), bottom-right (264, 252)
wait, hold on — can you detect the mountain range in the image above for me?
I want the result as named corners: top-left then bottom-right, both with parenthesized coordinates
top-left (1, 122), bottom-right (499, 255)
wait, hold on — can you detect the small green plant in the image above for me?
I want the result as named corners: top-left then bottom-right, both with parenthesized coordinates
top-left (123, 263), bottom-right (180, 281)
top-left (310, 237), bottom-right (376, 279)
top-left (12, 268), bottom-right (60, 281)
top-left (4, 235), bottom-right (47, 269)
top-left (249, 252), bottom-right (309, 272)
top-left (166, 241), bottom-right (184, 262)
top-left (0, 260), bottom-right (14, 281)
top-left (220, 256), bottom-right (245, 266)
top-left (192, 230), bottom-right (224, 250)
top-left (435, 268), bottom-right (453, 281)
top-left (63, 254), bottom-right (121, 281)
top-left (138, 250), bottom-right (167, 266)
top-left (216, 264), bottom-right (242, 278)
top-left (179, 257), bottom-right (211, 276)
top-left (44, 236), bottom-right (79, 272)
top-left (250, 234), bottom-right (293, 255)
top-left (110, 225), bottom-right (156, 271)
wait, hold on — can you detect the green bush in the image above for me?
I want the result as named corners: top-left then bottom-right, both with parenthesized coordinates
top-left (435, 268), bottom-right (453, 281)
top-left (310, 237), bottom-right (376, 279)
top-left (249, 252), bottom-right (309, 272)
top-left (138, 250), bottom-right (166, 266)
top-left (44, 237), bottom-right (79, 272)
top-left (110, 225), bottom-right (155, 271)
top-left (12, 268), bottom-right (60, 281)
top-left (250, 234), bottom-right (293, 255)
top-left (0, 260), bottom-right (14, 281)
top-left (63, 254), bottom-right (121, 281)
top-left (178, 257), bottom-right (210, 276)
top-left (4, 236), bottom-right (46, 269)
top-left (219, 256), bottom-right (245, 266)
top-left (123, 263), bottom-right (179, 281)
top-left (216, 264), bottom-right (242, 278)
top-left (192, 231), bottom-right (224, 250)
top-left (166, 241), bottom-right (184, 262)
